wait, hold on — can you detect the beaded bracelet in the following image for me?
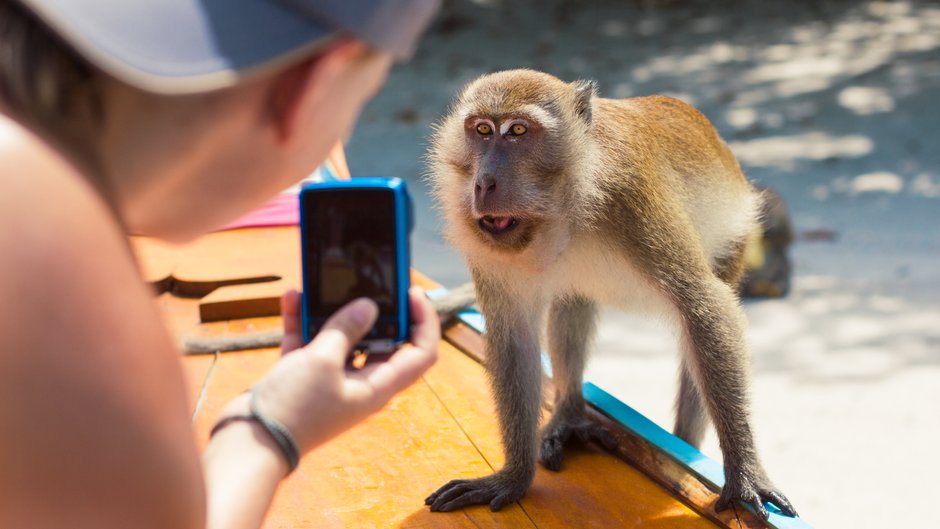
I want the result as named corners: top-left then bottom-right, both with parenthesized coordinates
top-left (209, 389), bottom-right (301, 473)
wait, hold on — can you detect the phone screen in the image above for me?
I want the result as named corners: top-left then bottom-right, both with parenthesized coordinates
top-left (303, 189), bottom-right (398, 322)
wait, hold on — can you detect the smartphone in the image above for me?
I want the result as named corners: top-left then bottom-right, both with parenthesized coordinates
top-left (299, 177), bottom-right (413, 353)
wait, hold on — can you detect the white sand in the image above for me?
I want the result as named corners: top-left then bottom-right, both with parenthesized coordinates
top-left (346, 1), bottom-right (940, 526)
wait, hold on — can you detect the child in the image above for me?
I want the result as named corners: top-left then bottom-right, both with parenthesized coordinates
top-left (0, 1), bottom-right (440, 528)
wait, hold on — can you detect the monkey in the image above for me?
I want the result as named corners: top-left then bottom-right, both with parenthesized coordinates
top-left (423, 69), bottom-right (797, 520)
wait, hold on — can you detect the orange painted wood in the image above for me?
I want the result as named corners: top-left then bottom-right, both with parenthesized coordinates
top-left (410, 270), bottom-right (766, 528)
top-left (181, 353), bottom-right (215, 417)
top-left (130, 237), bottom-right (184, 292)
top-left (264, 347), bottom-right (537, 529)
top-left (191, 348), bottom-right (280, 450)
top-left (171, 228), bottom-right (300, 289)
top-left (188, 343), bottom-right (535, 529)
top-left (585, 406), bottom-right (771, 529)
top-left (131, 228), bottom-right (299, 299)
top-left (141, 226), bottom-right (741, 529)
top-left (423, 335), bottom-right (719, 529)
top-left (439, 308), bottom-right (768, 528)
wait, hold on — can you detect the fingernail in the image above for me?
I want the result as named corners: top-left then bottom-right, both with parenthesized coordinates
top-left (349, 298), bottom-right (377, 326)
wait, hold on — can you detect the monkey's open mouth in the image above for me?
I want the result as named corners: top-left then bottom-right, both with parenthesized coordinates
top-left (478, 215), bottom-right (519, 235)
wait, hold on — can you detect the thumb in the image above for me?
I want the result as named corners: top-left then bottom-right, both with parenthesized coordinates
top-left (307, 298), bottom-right (378, 366)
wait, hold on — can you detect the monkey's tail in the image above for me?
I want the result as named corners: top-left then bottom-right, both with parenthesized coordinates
top-left (181, 282), bottom-right (477, 354)
top-left (428, 281), bottom-right (476, 325)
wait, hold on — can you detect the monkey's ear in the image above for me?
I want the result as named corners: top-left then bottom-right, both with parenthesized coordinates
top-left (573, 80), bottom-right (597, 124)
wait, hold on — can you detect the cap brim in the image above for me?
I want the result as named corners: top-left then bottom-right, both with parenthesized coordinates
top-left (21, 0), bottom-right (339, 94)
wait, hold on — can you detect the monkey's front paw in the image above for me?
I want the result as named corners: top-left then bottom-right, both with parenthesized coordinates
top-left (425, 471), bottom-right (531, 512)
top-left (539, 415), bottom-right (618, 471)
top-left (716, 471), bottom-right (798, 519)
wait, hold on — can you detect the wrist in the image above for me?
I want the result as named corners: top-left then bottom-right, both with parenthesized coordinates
top-left (205, 413), bottom-right (290, 478)
top-left (208, 390), bottom-right (300, 475)
top-left (202, 411), bottom-right (287, 529)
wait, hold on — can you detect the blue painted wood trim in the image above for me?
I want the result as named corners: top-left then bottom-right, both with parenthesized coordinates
top-left (424, 288), bottom-right (814, 529)
top-left (583, 383), bottom-right (812, 529)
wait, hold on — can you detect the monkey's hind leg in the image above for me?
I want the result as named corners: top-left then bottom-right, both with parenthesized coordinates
top-left (539, 295), bottom-right (617, 472)
top-left (673, 353), bottom-right (709, 448)
top-left (673, 240), bottom-right (744, 447)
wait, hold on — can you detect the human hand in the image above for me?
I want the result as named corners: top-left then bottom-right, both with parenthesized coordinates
top-left (221, 287), bottom-right (439, 456)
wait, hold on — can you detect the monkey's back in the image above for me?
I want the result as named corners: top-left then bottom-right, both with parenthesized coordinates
top-left (590, 96), bottom-right (760, 268)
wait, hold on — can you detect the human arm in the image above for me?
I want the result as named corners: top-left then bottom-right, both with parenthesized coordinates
top-left (0, 121), bottom-right (206, 529)
top-left (0, 118), bottom-right (439, 529)
top-left (203, 288), bottom-right (439, 529)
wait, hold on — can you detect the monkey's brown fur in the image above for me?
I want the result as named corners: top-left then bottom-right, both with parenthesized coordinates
top-left (425, 69), bottom-right (796, 519)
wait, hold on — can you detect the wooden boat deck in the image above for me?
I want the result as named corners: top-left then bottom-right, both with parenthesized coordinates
top-left (139, 226), bottom-right (811, 529)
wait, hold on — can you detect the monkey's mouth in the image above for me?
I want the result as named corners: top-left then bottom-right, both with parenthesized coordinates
top-left (478, 215), bottom-right (519, 235)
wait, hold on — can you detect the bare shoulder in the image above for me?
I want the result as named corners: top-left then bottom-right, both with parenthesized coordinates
top-left (0, 116), bottom-right (141, 332)
top-left (0, 116), bottom-right (204, 529)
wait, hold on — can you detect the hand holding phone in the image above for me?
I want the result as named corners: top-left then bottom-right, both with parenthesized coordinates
top-left (232, 286), bottom-right (439, 455)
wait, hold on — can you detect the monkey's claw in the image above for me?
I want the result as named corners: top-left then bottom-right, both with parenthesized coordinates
top-left (539, 416), bottom-right (618, 471)
top-left (716, 472), bottom-right (798, 519)
top-left (425, 472), bottom-right (530, 512)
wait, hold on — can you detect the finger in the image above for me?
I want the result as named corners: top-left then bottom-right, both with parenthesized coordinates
top-left (353, 343), bottom-right (436, 401)
top-left (307, 298), bottom-right (377, 367)
top-left (764, 490), bottom-right (797, 517)
top-left (409, 286), bottom-right (441, 353)
top-left (715, 491), bottom-right (733, 512)
top-left (589, 425), bottom-right (618, 451)
top-left (425, 480), bottom-right (466, 505)
top-left (348, 287), bottom-right (439, 398)
top-left (280, 289), bottom-right (304, 354)
top-left (430, 482), bottom-right (475, 511)
top-left (489, 492), bottom-right (513, 512)
top-left (752, 499), bottom-right (770, 520)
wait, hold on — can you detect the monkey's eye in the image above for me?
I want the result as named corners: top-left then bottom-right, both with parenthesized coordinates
top-left (476, 123), bottom-right (493, 135)
top-left (509, 124), bottom-right (528, 136)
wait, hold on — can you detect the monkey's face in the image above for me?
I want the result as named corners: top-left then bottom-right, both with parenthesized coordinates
top-left (458, 112), bottom-right (565, 251)
top-left (429, 70), bottom-right (595, 264)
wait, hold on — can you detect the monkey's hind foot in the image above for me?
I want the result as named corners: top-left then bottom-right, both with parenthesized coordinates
top-left (539, 412), bottom-right (618, 472)
top-left (716, 471), bottom-right (798, 520)
top-left (425, 471), bottom-right (531, 512)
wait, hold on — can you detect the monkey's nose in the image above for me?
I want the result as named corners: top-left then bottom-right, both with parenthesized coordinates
top-left (474, 177), bottom-right (497, 203)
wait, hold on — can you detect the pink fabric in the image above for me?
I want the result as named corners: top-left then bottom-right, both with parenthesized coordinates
top-left (218, 193), bottom-right (299, 231)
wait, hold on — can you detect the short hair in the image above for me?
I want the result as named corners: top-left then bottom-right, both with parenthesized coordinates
top-left (0, 0), bottom-right (104, 142)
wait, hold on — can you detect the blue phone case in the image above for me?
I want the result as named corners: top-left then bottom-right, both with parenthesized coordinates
top-left (299, 177), bottom-right (413, 352)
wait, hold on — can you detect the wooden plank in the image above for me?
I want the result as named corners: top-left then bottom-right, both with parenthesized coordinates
top-left (585, 386), bottom-right (811, 529)
top-left (445, 299), bottom-right (810, 529)
top-left (171, 228), bottom-right (300, 296)
top-left (150, 229), bottom-right (789, 529)
top-left (131, 228), bottom-right (300, 299)
top-left (191, 349), bottom-right (279, 449)
top-left (198, 280), bottom-right (288, 322)
top-left (181, 353), bottom-right (215, 418)
top-left (189, 344), bottom-right (536, 529)
top-left (423, 332), bottom-right (720, 529)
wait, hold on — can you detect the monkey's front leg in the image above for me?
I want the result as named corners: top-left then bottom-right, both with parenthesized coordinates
top-left (539, 295), bottom-right (617, 471)
top-left (426, 280), bottom-right (543, 512)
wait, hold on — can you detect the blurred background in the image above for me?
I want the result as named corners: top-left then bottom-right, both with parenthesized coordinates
top-left (345, 1), bottom-right (940, 527)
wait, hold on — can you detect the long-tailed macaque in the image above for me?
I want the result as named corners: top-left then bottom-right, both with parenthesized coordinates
top-left (424, 69), bottom-right (796, 519)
